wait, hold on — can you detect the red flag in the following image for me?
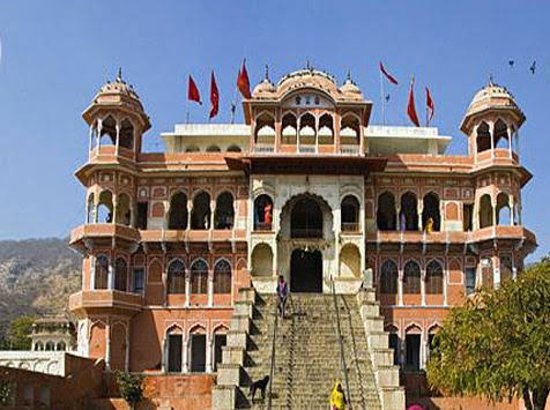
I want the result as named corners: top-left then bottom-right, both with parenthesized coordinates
top-left (425, 87), bottom-right (435, 125)
top-left (379, 62), bottom-right (399, 85)
top-left (209, 71), bottom-right (219, 119)
top-left (407, 78), bottom-right (420, 127)
top-left (237, 59), bottom-right (251, 99)
top-left (188, 75), bottom-right (202, 105)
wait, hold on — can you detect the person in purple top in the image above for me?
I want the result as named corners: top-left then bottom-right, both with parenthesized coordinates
top-left (276, 275), bottom-right (289, 318)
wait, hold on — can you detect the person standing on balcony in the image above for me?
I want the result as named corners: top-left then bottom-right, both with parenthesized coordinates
top-left (425, 217), bottom-right (434, 234)
top-left (264, 202), bottom-right (272, 228)
top-left (276, 275), bottom-right (288, 318)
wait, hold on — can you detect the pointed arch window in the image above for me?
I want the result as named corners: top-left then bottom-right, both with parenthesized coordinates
top-left (191, 260), bottom-right (208, 294)
top-left (380, 260), bottom-right (398, 294)
top-left (214, 260), bottom-right (232, 294)
top-left (167, 260), bottom-right (186, 294)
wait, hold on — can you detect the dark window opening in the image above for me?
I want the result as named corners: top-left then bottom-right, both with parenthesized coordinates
top-left (422, 193), bottom-right (440, 232)
top-left (389, 333), bottom-right (400, 365)
top-left (465, 267), bottom-right (476, 295)
top-left (132, 268), bottom-right (145, 294)
top-left (190, 334), bottom-right (206, 372)
top-left (214, 192), bottom-right (234, 229)
top-left (400, 192), bottom-right (419, 231)
top-left (137, 202), bottom-right (148, 230)
top-left (214, 334), bottom-right (227, 371)
top-left (341, 195), bottom-right (360, 232)
top-left (380, 260), bottom-right (398, 294)
top-left (167, 334), bottom-right (182, 373)
top-left (169, 192), bottom-right (188, 230)
top-left (291, 197), bottom-right (323, 238)
top-left (463, 204), bottom-right (473, 232)
top-left (167, 260), bottom-right (186, 294)
top-left (377, 192), bottom-right (397, 231)
top-left (405, 334), bottom-right (421, 372)
top-left (403, 261), bottom-right (421, 294)
top-left (191, 191), bottom-right (211, 230)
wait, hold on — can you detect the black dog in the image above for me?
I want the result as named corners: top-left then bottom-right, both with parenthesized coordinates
top-left (249, 375), bottom-right (270, 401)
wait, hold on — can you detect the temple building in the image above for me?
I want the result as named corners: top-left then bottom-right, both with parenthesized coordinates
top-left (68, 66), bottom-right (536, 408)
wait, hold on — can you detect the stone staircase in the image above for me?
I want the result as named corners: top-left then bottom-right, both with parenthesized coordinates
top-left (213, 287), bottom-right (404, 409)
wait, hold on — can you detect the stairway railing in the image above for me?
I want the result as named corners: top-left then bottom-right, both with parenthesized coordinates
top-left (267, 295), bottom-right (279, 410)
top-left (331, 278), bottom-right (352, 409)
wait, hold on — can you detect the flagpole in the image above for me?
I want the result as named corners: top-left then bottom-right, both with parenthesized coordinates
top-left (230, 86), bottom-right (238, 125)
top-left (186, 98), bottom-right (190, 124)
top-left (379, 68), bottom-right (386, 125)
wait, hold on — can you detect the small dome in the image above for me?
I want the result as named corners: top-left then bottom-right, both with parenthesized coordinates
top-left (252, 78), bottom-right (276, 97)
top-left (340, 77), bottom-right (362, 98)
top-left (97, 68), bottom-right (141, 101)
top-left (339, 71), bottom-right (363, 99)
top-left (83, 68), bottom-right (150, 131)
top-left (461, 79), bottom-right (525, 133)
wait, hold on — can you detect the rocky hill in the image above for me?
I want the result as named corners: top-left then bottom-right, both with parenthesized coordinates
top-left (0, 238), bottom-right (81, 339)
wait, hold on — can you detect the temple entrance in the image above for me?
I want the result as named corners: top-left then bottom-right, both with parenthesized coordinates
top-left (290, 249), bottom-right (323, 292)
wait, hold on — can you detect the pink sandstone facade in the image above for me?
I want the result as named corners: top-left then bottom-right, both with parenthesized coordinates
top-left (68, 67), bottom-right (536, 405)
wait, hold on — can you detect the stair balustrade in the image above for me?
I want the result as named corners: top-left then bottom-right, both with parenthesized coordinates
top-left (331, 278), bottom-right (353, 409)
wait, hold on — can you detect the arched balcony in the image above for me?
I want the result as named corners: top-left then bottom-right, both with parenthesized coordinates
top-left (191, 191), bottom-right (211, 230)
top-left (400, 192), bottom-right (419, 231)
top-left (341, 195), bottom-right (360, 232)
top-left (214, 192), bottom-right (234, 230)
top-left (282, 113), bottom-right (297, 145)
top-left (253, 195), bottom-right (273, 231)
top-left (168, 192), bottom-right (188, 230)
top-left (377, 192), bottom-right (397, 231)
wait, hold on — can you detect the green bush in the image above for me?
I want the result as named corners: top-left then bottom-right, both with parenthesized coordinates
top-left (115, 370), bottom-right (144, 408)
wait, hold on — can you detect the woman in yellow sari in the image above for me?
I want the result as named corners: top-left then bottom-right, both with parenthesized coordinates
top-left (329, 381), bottom-right (347, 410)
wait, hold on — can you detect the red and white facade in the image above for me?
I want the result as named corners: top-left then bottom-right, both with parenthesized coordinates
top-left (69, 68), bottom-right (536, 379)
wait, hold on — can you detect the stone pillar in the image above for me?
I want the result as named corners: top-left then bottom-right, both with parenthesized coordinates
top-left (207, 271), bottom-right (214, 307)
top-left (417, 201), bottom-right (424, 231)
top-left (443, 266), bottom-right (448, 307)
top-left (90, 257), bottom-right (96, 290)
top-left (96, 119), bottom-right (102, 155)
top-left (115, 121), bottom-right (120, 156)
top-left (210, 200), bottom-right (216, 230)
top-left (182, 339), bottom-right (188, 373)
top-left (108, 259), bottom-right (114, 290)
top-left (489, 121), bottom-right (495, 159)
top-left (509, 196), bottom-right (515, 226)
top-left (112, 195), bottom-right (118, 225)
top-left (506, 125), bottom-right (512, 158)
top-left (88, 125), bottom-right (94, 157)
top-left (205, 335), bottom-right (213, 373)
top-left (187, 200), bottom-right (193, 230)
top-left (105, 322), bottom-right (111, 370)
top-left (185, 274), bottom-right (191, 307)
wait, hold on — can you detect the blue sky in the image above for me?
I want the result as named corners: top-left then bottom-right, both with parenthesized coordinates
top-left (0, 1), bottom-right (548, 261)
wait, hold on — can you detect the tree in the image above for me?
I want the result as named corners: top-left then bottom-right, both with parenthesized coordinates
top-left (427, 256), bottom-right (550, 410)
top-left (115, 370), bottom-right (144, 409)
top-left (7, 316), bottom-right (35, 350)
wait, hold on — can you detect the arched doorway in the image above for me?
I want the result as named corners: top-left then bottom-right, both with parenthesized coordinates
top-left (290, 249), bottom-right (322, 293)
